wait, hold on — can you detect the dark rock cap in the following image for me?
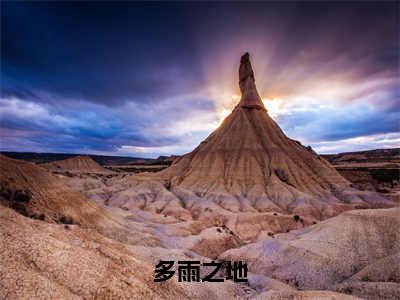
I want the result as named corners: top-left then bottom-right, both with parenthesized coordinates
top-left (238, 53), bottom-right (265, 110)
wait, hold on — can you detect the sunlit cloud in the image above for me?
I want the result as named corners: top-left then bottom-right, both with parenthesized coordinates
top-left (262, 97), bottom-right (287, 118)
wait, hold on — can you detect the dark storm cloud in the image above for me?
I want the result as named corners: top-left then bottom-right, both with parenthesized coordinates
top-left (3, 2), bottom-right (395, 106)
top-left (1, 2), bottom-right (204, 105)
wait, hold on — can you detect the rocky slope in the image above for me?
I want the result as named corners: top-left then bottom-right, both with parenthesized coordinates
top-left (0, 206), bottom-right (186, 299)
top-left (0, 154), bottom-right (364, 299)
top-left (0, 155), bottom-right (157, 246)
top-left (220, 207), bottom-right (400, 299)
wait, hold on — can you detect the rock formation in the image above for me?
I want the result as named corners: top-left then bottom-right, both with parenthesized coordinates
top-left (72, 54), bottom-right (396, 239)
top-left (41, 155), bottom-right (112, 174)
top-left (238, 52), bottom-right (265, 109)
top-left (143, 53), bottom-right (393, 219)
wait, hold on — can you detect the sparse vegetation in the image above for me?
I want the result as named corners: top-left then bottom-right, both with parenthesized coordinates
top-left (275, 168), bottom-right (289, 183)
top-left (59, 215), bottom-right (74, 225)
top-left (342, 286), bottom-right (353, 294)
top-left (0, 183), bottom-right (35, 218)
top-left (195, 191), bottom-right (205, 198)
top-left (361, 274), bottom-right (369, 282)
top-left (31, 213), bottom-right (45, 221)
top-left (14, 190), bottom-right (32, 203)
top-left (10, 202), bottom-right (29, 217)
top-left (164, 181), bottom-right (171, 191)
top-left (64, 171), bottom-right (74, 177)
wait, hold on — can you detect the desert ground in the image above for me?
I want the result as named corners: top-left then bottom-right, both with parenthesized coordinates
top-left (1, 54), bottom-right (399, 300)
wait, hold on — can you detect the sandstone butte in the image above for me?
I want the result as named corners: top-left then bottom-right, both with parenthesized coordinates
top-left (115, 52), bottom-right (394, 221)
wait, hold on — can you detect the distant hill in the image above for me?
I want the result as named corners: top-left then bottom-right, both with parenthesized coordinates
top-left (3, 149), bottom-right (399, 167)
top-left (0, 151), bottom-right (155, 166)
top-left (41, 155), bottom-right (113, 174)
top-left (322, 148), bottom-right (399, 198)
top-left (322, 148), bottom-right (400, 164)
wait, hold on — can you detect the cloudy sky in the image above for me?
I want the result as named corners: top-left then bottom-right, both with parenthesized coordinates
top-left (1, 2), bottom-right (399, 157)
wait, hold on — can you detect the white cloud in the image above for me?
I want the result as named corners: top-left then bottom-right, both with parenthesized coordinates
top-left (311, 132), bottom-right (400, 154)
top-left (0, 97), bottom-right (77, 128)
top-left (117, 142), bottom-right (195, 157)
